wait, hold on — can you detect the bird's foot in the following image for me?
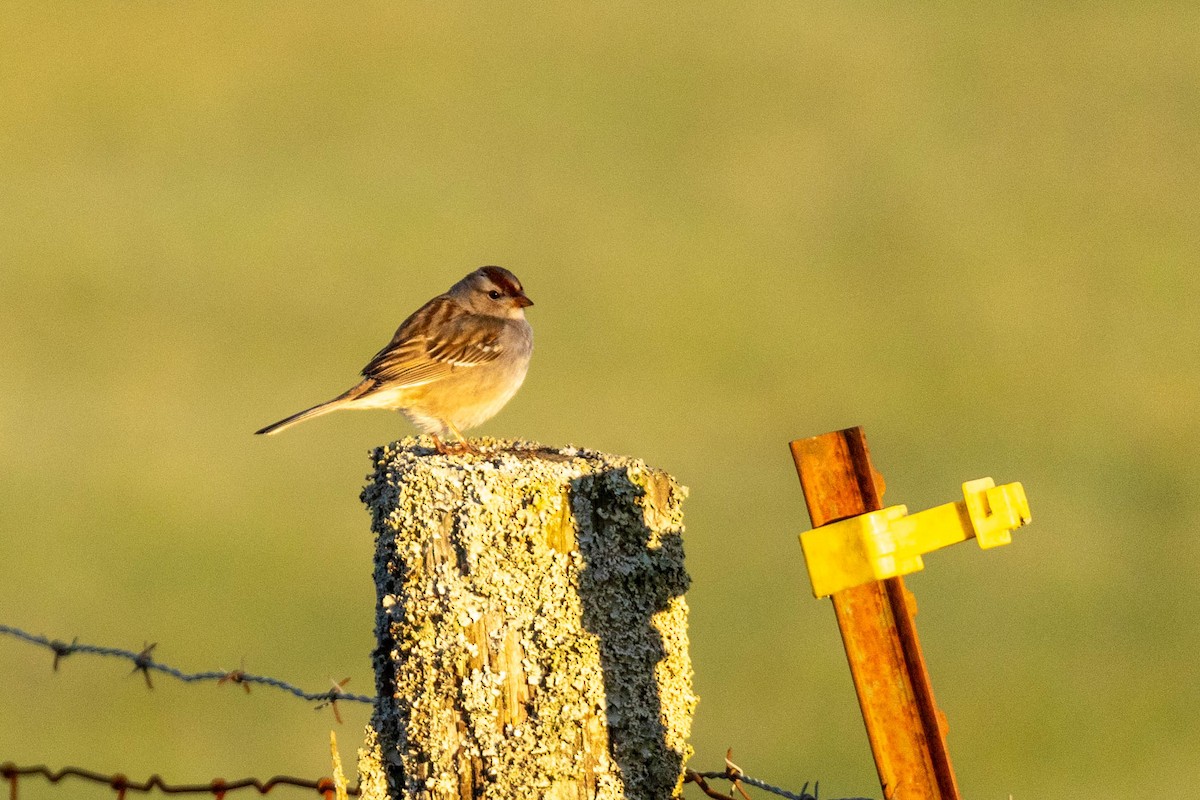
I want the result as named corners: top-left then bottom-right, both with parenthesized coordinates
top-left (432, 435), bottom-right (478, 456)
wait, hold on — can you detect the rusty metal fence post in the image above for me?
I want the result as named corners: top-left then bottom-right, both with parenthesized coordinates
top-left (790, 427), bottom-right (960, 800)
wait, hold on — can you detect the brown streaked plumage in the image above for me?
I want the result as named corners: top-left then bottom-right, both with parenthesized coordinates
top-left (255, 267), bottom-right (533, 453)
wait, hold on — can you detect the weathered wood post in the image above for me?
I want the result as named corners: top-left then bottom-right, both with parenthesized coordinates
top-left (356, 438), bottom-right (696, 800)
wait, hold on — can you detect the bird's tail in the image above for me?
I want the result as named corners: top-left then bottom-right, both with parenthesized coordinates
top-left (255, 383), bottom-right (373, 436)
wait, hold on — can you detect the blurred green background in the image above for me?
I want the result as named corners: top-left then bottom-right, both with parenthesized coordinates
top-left (2, 4), bottom-right (1198, 799)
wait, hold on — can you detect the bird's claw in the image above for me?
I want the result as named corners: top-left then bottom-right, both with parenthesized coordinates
top-left (432, 436), bottom-right (478, 456)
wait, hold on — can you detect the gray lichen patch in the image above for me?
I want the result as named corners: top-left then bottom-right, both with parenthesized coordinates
top-left (361, 437), bottom-right (696, 800)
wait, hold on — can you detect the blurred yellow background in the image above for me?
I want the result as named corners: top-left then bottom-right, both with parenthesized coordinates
top-left (2, 4), bottom-right (1197, 799)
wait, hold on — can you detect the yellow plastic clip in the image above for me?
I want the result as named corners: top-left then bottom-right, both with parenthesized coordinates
top-left (800, 478), bottom-right (1031, 598)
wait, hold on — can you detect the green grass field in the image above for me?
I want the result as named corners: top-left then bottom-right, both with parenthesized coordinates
top-left (2, 4), bottom-right (1198, 798)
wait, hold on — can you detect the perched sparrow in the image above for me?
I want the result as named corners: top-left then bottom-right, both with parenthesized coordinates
top-left (255, 266), bottom-right (533, 453)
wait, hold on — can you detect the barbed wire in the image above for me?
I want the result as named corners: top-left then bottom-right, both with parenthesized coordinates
top-left (684, 751), bottom-right (873, 800)
top-left (0, 762), bottom-right (360, 798)
top-left (0, 624), bottom-right (374, 717)
top-left (3, 625), bottom-right (866, 800)
top-left (1, 761), bottom-right (850, 800)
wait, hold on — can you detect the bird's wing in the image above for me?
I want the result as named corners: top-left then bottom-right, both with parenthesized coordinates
top-left (360, 296), bottom-right (506, 388)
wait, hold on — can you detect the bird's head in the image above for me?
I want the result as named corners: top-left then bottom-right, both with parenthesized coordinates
top-left (451, 266), bottom-right (533, 319)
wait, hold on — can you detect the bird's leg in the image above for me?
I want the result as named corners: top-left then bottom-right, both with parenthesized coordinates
top-left (430, 427), bottom-right (476, 455)
top-left (446, 422), bottom-right (478, 454)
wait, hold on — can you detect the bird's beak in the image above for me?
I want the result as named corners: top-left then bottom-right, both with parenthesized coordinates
top-left (514, 293), bottom-right (534, 308)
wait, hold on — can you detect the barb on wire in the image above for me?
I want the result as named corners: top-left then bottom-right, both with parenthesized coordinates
top-left (0, 624), bottom-right (374, 711)
top-left (1, 762), bottom-right (360, 797)
top-left (315, 678), bottom-right (354, 725)
top-left (685, 749), bottom-right (874, 800)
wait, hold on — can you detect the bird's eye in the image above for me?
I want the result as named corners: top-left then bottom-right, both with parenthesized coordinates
top-left (487, 290), bottom-right (502, 300)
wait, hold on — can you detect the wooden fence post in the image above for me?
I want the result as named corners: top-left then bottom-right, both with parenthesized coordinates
top-left (789, 427), bottom-right (960, 800)
top-left (356, 438), bottom-right (696, 800)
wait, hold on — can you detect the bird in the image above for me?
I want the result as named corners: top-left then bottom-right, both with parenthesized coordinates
top-left (255, 266), bottom-right (533, 453)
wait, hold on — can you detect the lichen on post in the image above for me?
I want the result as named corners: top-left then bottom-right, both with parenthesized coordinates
top-left (358, 437), bottom-right (696, 800)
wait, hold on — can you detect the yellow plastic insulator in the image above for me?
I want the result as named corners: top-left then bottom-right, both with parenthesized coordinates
top-left (800, 478), bottom-right (1031, 598)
